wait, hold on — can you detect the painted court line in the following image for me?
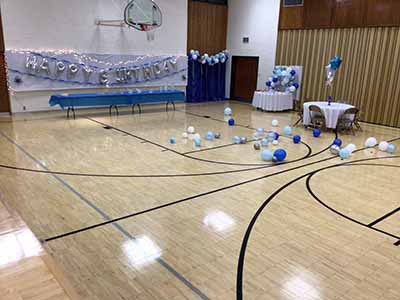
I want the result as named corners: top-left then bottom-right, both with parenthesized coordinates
top-left (0, 131), bottom-right (210, 300)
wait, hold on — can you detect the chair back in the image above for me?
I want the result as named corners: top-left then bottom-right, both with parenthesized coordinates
top-left (342, 107), bottom-right (359, 121)
top-left (309, 105), bottom-right (323, 114)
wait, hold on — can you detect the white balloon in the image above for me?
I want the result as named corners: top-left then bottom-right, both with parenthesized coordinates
top-left (289, 86), bottom-right (296, 92)
top-left (182, 132), bottom-right (188, 139)
top-left (378, 141), bottom-right (389, 152)
top-left (193, 133), bottom-right (201, 140)
top-left (365, 137), bottom-right (378, 148)
top-left (187, 126), bottom-right (195, 134)
top-left (192, 54), bottom-right (198, 60)
top-left (272, 119), bottom-right (279, 127)
top-left (272, 140), bottom-right (279, 145)
top-left (190, 49), bottom-right (195, 55)
top-left (281, 71), bottom-right (288, 77)
top-left (344, 144), bottom-right (356, 154)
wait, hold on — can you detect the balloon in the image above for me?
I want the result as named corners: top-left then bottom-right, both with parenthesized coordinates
top-left (339, 148), bottom-right (350, 160)
top-left (224, 107), bottom-right (232, 116)
top-left (192, 54), bottom-right (198, 60)
top-left (272, 77), bottom-right (278, 83)
top-left (378, 141), bottom-right (389, 152)
top-left (194, 137), bottom-right (201, 147)
top-left (256, 128), bottom-right (265, 134)
top-left (290, 70), bottom-right (296, 76)
top-left (313, 129), bottom-right (321, 138)
top-left (240, 137), bottom-right (247, 144)
top-left (274, 149), bottom-right (287, 162)
top-left (289, 86), bottom-right (296, 92)
top-left (293, 135), bottom-right (301, 144)
top-left (333, 139), bottom-right (342, 147)
top-left (330, 56), bottom-right (342, 70)
top-left (193, 133), bottom-right (201, 140)
top-left (283, 126), bottom-right (292, 136)
top-left (228, 118), bottom-right (235, 126)
top-left (190, 50), bottom-right (195, 55)
top-left (233, 136), bottom-right (241, 144)
top-left (205, 131), bottom-right (214, 141)
top-left (330, 145), bottom-right (341, 156)
top-left (274, 132), bottom-right (280, 140)
top-left (214, 58), bottom-right (219, 64)
top-left (272, 140), bottom-right (279, 146)
top-left (268, 132), bottom-right (276, 142)
top-left (293, 83), bottom-right (299, 89)
top-left (187, 126), bottom-right (195, 134)
top-left (270, 82), bottom-right (276, 88)
top-left (365, 137), bottom-right (377, 148)
top-left (261, 150), bottom-right (274, 161)
top-left (281, 71), bottom-right (288, 77)
top-left (266, 81), bottom-right (272, 87)
top-left (261, 138), bottom-right (269, 147)
top-left (346, 144), bottom-right (357, 154)
top-left (169, 137), bottom-right (176, 144)
top-left (272, 119), bottom-right (279, 127)
top-left (387, 144), bottom-right (397, 154)
top-left (214, 132), bottom-right (221, 139)
top-left (182, 132), bottom-right (188, 139)
top-left (254, 143), bottom-right (261, 150)
top-left (99, 69), bottom-right (109, 85)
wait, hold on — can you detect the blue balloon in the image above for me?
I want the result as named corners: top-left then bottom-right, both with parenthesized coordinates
top-left (224, 107), bottom-right (232, 116)
top-left (293, 83), bottom-right (299, 89)
top-left (228, 118), bottom-right (235, 126)
top-left (261, 149), bottom-right (274, 161)
top-left (169, 137), bottom-right (176, 144)
top-left (387, 143), bottom-right (397, 154)
top-left (274, 149), bottom-right (287, 162)
top-left (233, 136), bottom-right (241, 144)
top-left (293, 135), bottom-right (301, 144)
top-left (339, 148), bottom-right (350, 160)
top-left (290, 70), bottom-right (296, 76)
top-left (272, 77), bottom-right (278, 83)
top-left (330, 56), bottom-right (342, 70)
top-left (266, 81), bottom-right (272, 87)
top-left (261, 138), bottom-right (269, 147)
top-left (274, 132), bottom-right (280, 140)
top-left (283, 126), bottom-right (292, 136)
top-left (194, 137), bottom-right (201, 147)
top-left (313, 129), bottom-right (321, 138)
top-left (268, 132), bottom-right (276, 142)
top-left (333, 138), bottom-right (342, 147)
top-left (205, 131), bottom-right (214, 141)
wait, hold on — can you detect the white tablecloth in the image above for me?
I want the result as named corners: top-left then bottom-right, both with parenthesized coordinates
top-left (252, 91), bottom-right (293, 112)
top-left (303, 101), bottom-right (354, 129)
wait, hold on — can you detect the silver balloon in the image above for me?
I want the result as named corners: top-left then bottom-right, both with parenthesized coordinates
top-left (153, 63), bottom-right (162, 77)
top-left (99, 69), bottom-right (109, 85)
top-left (68, 64), bottom-right (79, 78)
top-left (214, 132), bottom-right (221, 139)
top-left (240, 137), bottom-right (247, 144)
top-left (56, 61), bottom-right (66, 73)
top-left (330, 145), bottom-right (341, 156)
top-left (164, 61), bottom-right (170, 73)
top-left (129, 67), bottom-right (140, 82)
top-left (253, 143), bottom-right (261, 150)
top-left (116, 68), bottom-right (129, 83)
top-left (25, 56), bottom-right (38, 72)
top-left (169, 58), bottom-right (178, 72)
top-left (143, 66), bottom-right (152, 80)
top-left (39, 58), bottom-right (50, 74)
top-left (82, 66), bottom-right (93, 82)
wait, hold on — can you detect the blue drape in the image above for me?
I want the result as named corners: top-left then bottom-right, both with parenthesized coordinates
top-left (187, 60), bottom-right (226, 102)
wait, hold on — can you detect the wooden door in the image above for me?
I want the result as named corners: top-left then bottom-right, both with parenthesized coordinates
top-left (230, 56), bottom-right (259, 102)
top-left (0, 8), bottom-right (10, 113)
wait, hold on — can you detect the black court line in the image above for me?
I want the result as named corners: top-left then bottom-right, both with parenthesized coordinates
top-left (236, 157), bottom-right (400, 300)
top-left (0, 131), bottom-right (209, 300)
top-left (395, 240), bottom-right (400, 246)
top-left (368, 206), bottom-right (400, 227)
top-left (86, 116), bottom-right (314, 167)
top-left (41, 137), bottom-right (400, 243)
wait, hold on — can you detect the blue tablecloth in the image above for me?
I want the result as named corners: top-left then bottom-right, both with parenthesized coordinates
top-left (49, 90), bottom-right (186, 109)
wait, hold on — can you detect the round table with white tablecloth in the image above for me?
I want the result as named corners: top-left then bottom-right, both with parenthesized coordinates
top-left (252, 91), bottom-right (293, 112)
top-left (303, 101), bottom-right (355, 129)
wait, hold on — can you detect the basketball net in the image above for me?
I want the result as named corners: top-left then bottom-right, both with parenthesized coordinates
top-left (140, 24), bottom-right (155, 41)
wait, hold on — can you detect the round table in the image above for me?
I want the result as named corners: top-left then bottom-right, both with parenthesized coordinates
top-left (303, 101), bottom-right (354, 129)
top-left (252, 91), bottom-right (293, 112)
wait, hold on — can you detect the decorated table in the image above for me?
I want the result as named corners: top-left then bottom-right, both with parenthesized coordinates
top-left (49, 89), bottom-right (186, 118)
top-left (303, 101), bottom-right (355, 129)
top-left (252, 91), bottom-right (293, 112)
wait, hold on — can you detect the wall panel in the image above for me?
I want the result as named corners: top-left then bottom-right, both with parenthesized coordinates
top-left (187, 0), bottom-right (227, 54)
top-left (276, 27), bottom-right (400, 127)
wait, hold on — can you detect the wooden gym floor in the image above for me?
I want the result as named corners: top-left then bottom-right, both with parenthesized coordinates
top-left (0, 101), bottom-right (399, 300)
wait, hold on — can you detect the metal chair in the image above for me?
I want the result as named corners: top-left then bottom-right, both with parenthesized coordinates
top-left (336, 107), bottom-right (359, 134)
top-left (308, 105), bottom-right (326, 129)
top-left (293, 98), bottom-right (310, 127)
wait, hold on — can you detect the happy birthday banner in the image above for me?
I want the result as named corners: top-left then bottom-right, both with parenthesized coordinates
top-left (5, 49), bottom-right (188, 92)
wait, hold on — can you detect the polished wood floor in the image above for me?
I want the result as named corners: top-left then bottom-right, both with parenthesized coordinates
top-left (0, 101), bottom-right (399, 300)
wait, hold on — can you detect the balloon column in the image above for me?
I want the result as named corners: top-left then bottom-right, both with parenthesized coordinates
top-left (265, 66), bottom-right (300, 94)
top-left (325, 56), bottom-right (342, 87)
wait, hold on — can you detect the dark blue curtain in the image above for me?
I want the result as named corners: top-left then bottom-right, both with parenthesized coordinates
top-left (187, 59), bottom-right (226, 103)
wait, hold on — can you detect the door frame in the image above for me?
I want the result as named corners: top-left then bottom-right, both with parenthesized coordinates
top-left (230, 55), bottom-right (259, 102)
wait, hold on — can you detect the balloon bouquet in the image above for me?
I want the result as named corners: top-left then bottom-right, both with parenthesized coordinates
top-left (325, 56), bottom-right (342, 105)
